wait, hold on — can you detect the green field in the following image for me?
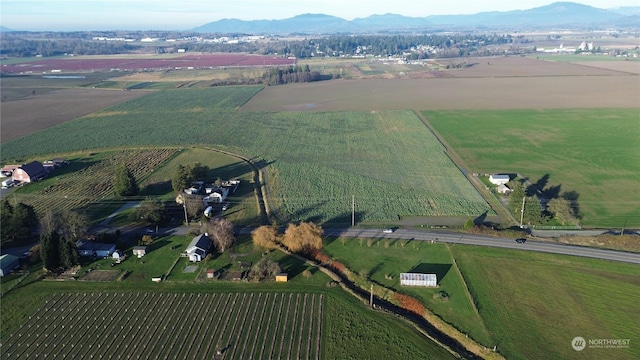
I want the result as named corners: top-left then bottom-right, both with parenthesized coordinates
top-left (323, 238), bottom-right (493, 346)
top-left (451, 245), bottom-right (640, 360)
top-left (1, 86), bottom-right (491, 223)
top-left (423, 109), bottom-right (640, 228)
top-left (321, 237), bottom-right (640, 359)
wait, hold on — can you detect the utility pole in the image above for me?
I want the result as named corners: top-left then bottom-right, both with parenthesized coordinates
top-left (183, 196), bottom-right (189, 226)
top-left (351, 195), bottom-right (355, 227)
top-left (519, 196), bottom-right (526, 228)
top-left (370, 284), bottom-right (373, 307)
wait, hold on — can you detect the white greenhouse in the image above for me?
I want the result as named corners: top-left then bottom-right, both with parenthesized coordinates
top-left (400, 273), bottom-right (437, 287)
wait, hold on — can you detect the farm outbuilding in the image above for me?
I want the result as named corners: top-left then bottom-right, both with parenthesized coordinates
top-left (76, 240), bottom-right (116, 258)
top-left (400, 273), bottom-right (437, 287)
top-left (497, 184), bottom-right (512, 195)
top-left (0, 254), bottom-right (20, 277)
top-left (207, 269), bottom-right (216, 279)
top-left (112, 250), bottom-right (124, 260)
top-left (489, 174), bottom-right (510, 185)
top-left (132, 246), bottom-right (147, 258)
top-left (186, 234), bottom-right (211, 262)
top-left (12, 161), bottom-right (47, 183)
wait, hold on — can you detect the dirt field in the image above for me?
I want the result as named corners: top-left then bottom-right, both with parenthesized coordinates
top-left (0, 88), bottom-right (149, 143)
top-left (437, 56), bottom-right (630, 77)
top-left (242, 75), bottom-right (640, 112)
top-left (573, 60), bottom-right (640, 74)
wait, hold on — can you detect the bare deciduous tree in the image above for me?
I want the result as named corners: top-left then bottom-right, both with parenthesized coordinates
top-left (202, 217), bottom-right (235, 252)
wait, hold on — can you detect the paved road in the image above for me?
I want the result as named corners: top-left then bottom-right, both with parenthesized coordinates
top-left (318, 228), bottom-right (640, 265)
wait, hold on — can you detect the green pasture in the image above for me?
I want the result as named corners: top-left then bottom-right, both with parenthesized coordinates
top-left (323, 238), bottom-right (492, 345)
top-left (423, 109), bottom-right (640, 228)
top-left (1, 86), bottom-right (491, 223)
top-left (451, 245), bottom-right (640, 360)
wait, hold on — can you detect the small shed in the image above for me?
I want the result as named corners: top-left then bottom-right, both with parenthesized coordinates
top-left (275, 273), bottom-right (288, 282)
top-left (207, 269), bottom-right (216, 279)
top-left (132, 246), bottom-right (147, 258)
top-left (497, 184), bottom-right (512, 195)
top-left (112, 250), bottom-right (124, 260)
top-left (400, 273), bottom-right (437, 287)
top-left (0, 254), bottom-right (20, 277)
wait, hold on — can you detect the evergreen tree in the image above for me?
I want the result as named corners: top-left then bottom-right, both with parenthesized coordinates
top-left (1, 200), bottom-right (37, 244)
top-left (113, 164), bottom-right (139, 196)
top-left (172, 164), bottom-right (188, 193)
top-left (41, 231), bottom-right (61, 271)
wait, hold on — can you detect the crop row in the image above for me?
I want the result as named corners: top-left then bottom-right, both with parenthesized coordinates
top-left (19, 149), bottom-right (178, 216)
top-left (1, 292), bottom-right (324, 360)
top-left (2, 87), bottom-right (492, 221)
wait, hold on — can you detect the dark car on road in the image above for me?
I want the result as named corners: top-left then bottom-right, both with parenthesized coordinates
top-left (515, 238), bottom-right (527, 244)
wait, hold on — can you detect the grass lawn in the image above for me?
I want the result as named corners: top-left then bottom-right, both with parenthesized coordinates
top-left (423, 108), bottom-right (640, 228)
top-left (323, 237), bottom-right (493, 346)
top-left (451, 245), bottom-right (640, 360)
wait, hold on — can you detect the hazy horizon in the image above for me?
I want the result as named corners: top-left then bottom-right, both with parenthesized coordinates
top-left (1, 0), bottom-right (639, 32)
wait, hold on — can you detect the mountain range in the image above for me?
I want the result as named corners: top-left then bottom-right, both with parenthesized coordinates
top-left (194, 2), bottom-right (640, 34)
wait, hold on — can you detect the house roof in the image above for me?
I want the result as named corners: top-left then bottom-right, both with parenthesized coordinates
top-left (0, 254), bottom-right (20, 268)
top-left (186, 234), bottom-right (211, 254)
top-left (490, 174), bottom-right (510, 179)
top-left (76, 240), bottom-right (116, 252)
top-left (132, 246), bottom-right (148, 251)
top-left (19, 161), bottom-right (46, 177)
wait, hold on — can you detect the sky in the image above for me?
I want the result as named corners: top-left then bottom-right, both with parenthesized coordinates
top-left (1, 0), bottom-right (639, 31)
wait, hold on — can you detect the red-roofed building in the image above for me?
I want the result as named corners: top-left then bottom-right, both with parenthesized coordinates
top-left (12, 161), bottom-right (47, 183)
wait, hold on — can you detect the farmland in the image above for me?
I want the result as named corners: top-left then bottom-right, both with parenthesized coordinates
top-left (1, 292), bottom-right (322, 359)
top-left (0, 285), bottom-right (455, 360)
top-left (451, 245), bottom-right (640, 360)
top-left (423, 109), bottom-right (640, 228)
top-left (10, 149), bottom-right (179, 219)
top-left (0, 88), bottom-right (149, 143)
top-left (320, 237), bottom-right (640, 360)
top-left (1, 87), bottom-right (492, 223)
top-left (323, 238), bottom-right (493, 346)
top-left (0, 53), bottom-right (296, 74)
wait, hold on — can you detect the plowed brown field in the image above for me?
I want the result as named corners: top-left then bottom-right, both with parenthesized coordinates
top-left (0, 89), bottom-right (149, 142)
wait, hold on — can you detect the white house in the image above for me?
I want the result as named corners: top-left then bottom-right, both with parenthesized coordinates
top-left (400, 273), bottom-right (437, 287)
top-left (186, 234), bottom-right (212, 262)
top-left (489, 174), bottom-right (510, 185)
top-left (112, 250), bottom-right (124, 260)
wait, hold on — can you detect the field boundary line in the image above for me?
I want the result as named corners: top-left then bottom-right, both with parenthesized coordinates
top-left (446, 244), bottom-right (492, 342)
top-left (414, 110), bottom-right (512, 225)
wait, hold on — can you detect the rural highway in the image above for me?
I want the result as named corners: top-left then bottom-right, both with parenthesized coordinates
top-left (139, 225), bottom-right (640, 265)
top-left (313, 228), bottom-right (640, 265)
